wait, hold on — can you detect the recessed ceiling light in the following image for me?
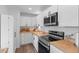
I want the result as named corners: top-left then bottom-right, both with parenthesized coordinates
top-left (28, 8), bottom-right (32, 10)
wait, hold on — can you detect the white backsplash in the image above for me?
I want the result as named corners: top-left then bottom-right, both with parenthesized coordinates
top-left (41, 26), bottom-right (79, 36)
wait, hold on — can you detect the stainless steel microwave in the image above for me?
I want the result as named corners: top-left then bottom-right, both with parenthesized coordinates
top-left (44, 12), bottom-right (58, 26)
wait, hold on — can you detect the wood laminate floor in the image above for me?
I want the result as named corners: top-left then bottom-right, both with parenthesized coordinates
top-left (15, 43), bottom-right (37, 53)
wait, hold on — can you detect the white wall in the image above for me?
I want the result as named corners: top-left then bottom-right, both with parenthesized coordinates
top-left (20, 16), bottom-right (37, 26)
top-left (0, 6), bottom-right (8, 14)
top-left (42, 26), bottom-right (79, 35)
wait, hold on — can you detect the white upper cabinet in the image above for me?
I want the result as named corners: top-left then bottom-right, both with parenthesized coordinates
top-left (48, 5), bottom-right (57, 14)
top-left (58, 5), bottom-right (79, 26)
top-left (43, 5), bottom-right (57, 17)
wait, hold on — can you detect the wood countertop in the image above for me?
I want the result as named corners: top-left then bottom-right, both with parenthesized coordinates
top-left (32, 31), bottom-right (48, 37)
top-left (50, 39), bottom-right (79, 53)
top-left (0, 48), bottom-right (8, 53)
top-left (20, 28), bottom-right (48, 37)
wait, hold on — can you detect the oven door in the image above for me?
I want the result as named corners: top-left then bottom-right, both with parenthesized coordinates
top-left (38, 40), bottom-right (50, 53)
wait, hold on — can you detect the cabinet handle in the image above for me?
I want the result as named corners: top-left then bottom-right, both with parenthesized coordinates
top-left (8, 41), bottom-right (9, 44)
top-left (14, 32), bottom-right (16, 37)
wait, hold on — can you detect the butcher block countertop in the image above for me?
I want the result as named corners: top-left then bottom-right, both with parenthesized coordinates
top-left (31, 31), bottom-right (48, 37)
top-left (0, 48), bottom-right (8, 53)
top-left (20, 28), bottom-right (48, 37)
top-left (50, 39), bottom-right (79, 53)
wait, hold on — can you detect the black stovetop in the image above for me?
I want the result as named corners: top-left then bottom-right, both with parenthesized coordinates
top-left (40, 31), bottom-right (64, 42)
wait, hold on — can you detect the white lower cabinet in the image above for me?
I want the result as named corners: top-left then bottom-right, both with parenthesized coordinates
top-left (50, 45), bottom-right (63, 53)
top-left (21, 32), bottom-right (33, 45)
top-left (32, 35), bottom-right (38, 52)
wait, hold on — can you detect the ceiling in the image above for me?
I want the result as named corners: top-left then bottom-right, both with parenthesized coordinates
top-left (6, 5), bottom-right (51, 17)
top-left (17, 5), bottom-right (51, 13)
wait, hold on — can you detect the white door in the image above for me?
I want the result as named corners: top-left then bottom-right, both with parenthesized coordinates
top-left (8, 16), bottom-right (14, 53)
top-left (1, 15), bottom-right (9, 48)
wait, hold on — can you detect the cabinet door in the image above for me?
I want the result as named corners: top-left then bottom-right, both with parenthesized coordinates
top-left (49, 5), bottom-right (57, 14)
top-left (8, 16), bottom-right (14, 53)
top-left (32, 34), bottom-right (35, 46)
top-left (50, 45), bottom-right (63, 53)
top-left (58, 5), bottom-right (78, 26)
top-left (1, 15), bottom-right (9, 48)
top-left (21, 33), bottom-right (25, 45)
top-left (33, 35), bottom-right (38, 52)
top-left (33, 39), bottom-right (38, 52)
top-left (43, 5), bottom-right (57, 16)
top-left (21, 32), bottom-right (33, 45)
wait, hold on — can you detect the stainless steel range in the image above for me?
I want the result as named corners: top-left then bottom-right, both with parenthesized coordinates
top-left (38, 31), bottom-right (64, 53)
